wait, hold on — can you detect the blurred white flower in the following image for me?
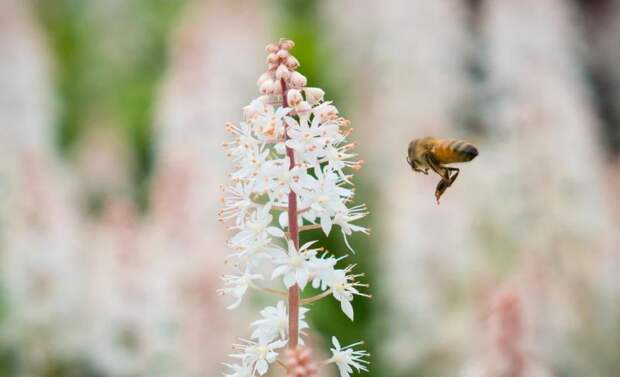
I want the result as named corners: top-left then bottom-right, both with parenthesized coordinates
top-left (223, 363), bottom-right (253, 377)
top-left (218, 268), bottom-right (264, 309)
top-left (219, 181), bottom-right (257, 226)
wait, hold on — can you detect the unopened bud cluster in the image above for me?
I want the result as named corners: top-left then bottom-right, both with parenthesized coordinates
top-left (219, 38), bottom-right (369, 377)
top-left (258, 40), bottom-right (306, 95)
top-left (284, 348), bottom-right (318, 377)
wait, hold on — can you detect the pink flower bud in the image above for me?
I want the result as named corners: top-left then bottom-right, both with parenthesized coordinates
top-left (289, 71), bottom-right (307, 89)
top-left (286, 56), bottom-right (300, 70)
top-left (267, 62), bottom-right (278, 72)
top-left (295, 101), bottom-right (312, 114)
top-left (284, 347), bottom-right (317, 377)
top-left (303, 87), bottom-right (325, 105)
top-left (275, 64), bottom-right (291, 80)
top-left (277, 49), bottom-right (289, 59)
top-left (265, 43), bottom-right (278, 53)
top-left (266, 53), bottom-right (279, 64)
top-left (279, 39), bottom-right (295, 50)
top-left (287, 89), bottom-right (303, 106)
top-left (298, 347), bottom-right (312, 361)
top-left (259, 78), bottom-right (275, 95)
top-left (257, 72), bottom-right (271, 86)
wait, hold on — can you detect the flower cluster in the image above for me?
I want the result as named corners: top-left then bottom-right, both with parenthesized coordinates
top-left (219, 39), bottom-right (370, 376)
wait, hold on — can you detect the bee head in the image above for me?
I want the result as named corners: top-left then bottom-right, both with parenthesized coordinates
top-left (406, 155), bottom-right (418, 171)
top-left (407, 139), bottom-right (419, 170)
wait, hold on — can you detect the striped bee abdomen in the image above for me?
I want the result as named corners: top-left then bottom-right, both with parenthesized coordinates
top-left (433, 139), bottom-right (479, 164)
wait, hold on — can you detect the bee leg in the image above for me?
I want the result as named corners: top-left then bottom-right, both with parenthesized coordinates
top-left (434, 168), bottom-right (462, 203)
top-left (435, 179), bottom-right (450, 204)
top-left (425, 154), bottom-right (451, 204)
top-left (425, 154), bottom-right (449, 181)
top-left (446, 167), bottom-right (460, 186)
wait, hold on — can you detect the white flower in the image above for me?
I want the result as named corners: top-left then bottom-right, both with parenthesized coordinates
top-left (219, 182), bottom-right (256, 226)
top-left (231, 338), bottom-right (287, 376)
top-left (232, 145), bottom-right (270, 181)
top-left (309, 253), bottom-right (339, 290)
top-left (327, 337), bottom-right (370, 377)
top-left (325, 269), bottom-right (356, 320)
top-left (218, 268), bottom-right (264, 309)
top-left (223, 363), bottom-right (253, 377)
top-left (243, 98), bottom-right (269, 122)
top-left (228, 237), bottom-right (276, 264)
top-left (322, 266), bottom-right (369, 321)
top-left (252, 104), bottom-right (291, 141)
top-left (257, 158), bottom-right (306, 204)
top-left (229, 204), bottom-right (284, 248)
top-left (224, 122), bottom-right (260, 162)
top-left (332, 204), bottom-right (369, 253)
top-left (323, 143), bottom-right (359, 179)
top-left (250, 301), bottom-right (309, 343)
top-left (285, 116), bottom-right (328, 166)
top-left (302, 168), bottom-right (352, 236)
top-left (312, 101), bottom-right (339, 123)
top-left (222, 39), bottom-right (371, 376)
top-left (271, 240), bottom-right (318, 289)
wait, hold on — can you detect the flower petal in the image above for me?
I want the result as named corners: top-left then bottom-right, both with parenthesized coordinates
top-left (267, 226), bottom-right (285, 238)
top-left (320, 213), bottom-right (333, 236)
top-left (256, 359), bottom-right (269, 375)
top-left (296, 268), bottom-right (309, 289)
top-left (332, 336), bottom-right (341, 349)
top-left (341, 300), bottom-right (354, 321)
top-left (283, 273), bottom-right (296, 288)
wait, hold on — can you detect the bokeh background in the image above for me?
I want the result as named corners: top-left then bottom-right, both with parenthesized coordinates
top-left (1, 0), bottom-right (619, 376)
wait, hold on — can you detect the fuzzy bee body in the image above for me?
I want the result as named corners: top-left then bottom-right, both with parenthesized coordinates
top-left (407, 137), bottom-right (478, 203)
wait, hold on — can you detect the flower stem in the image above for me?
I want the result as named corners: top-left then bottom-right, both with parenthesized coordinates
top-left (282, 78), bottom-right (300, 350)
top-left (300, 289), bottom-right (333, 304)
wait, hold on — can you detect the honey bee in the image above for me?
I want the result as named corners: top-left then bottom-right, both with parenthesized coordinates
top-left (407, 137), bottom-right (479, 203)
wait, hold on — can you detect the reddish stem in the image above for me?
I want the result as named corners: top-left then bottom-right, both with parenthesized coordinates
top-left (282, 78), bottom-right (300, 349)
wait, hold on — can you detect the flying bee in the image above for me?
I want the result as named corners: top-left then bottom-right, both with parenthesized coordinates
top-left (407, 137), bottom-right (479, 203)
